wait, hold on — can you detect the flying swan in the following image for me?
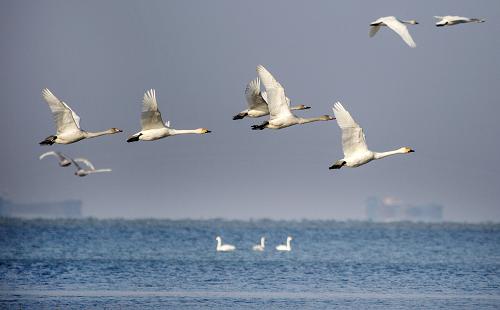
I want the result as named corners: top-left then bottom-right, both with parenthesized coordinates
top-left (251, 65), bottom-right (334, 130)
top-left (39, 151), bottom-right (72, 167)
top-left (252, 237), bottom-right (265, 251)
top-left (233, 77), bottom-right (310, 120)
top-left (276, 236), bottom-right (292, 252)
top-left (39, 88), bottom-right (122, 145)
top-left (329, 102), bottom-right (414, 170)
top-left (369, 16), bottom-right (418, 48)
top-left (71, 158), bottom-right (112, 177)
top-left (127, 89), bottom-right (211, 142)
top-left (434, 16), bottom-right (485, 27)
top-left (215, 236), bottom-right (235, 252)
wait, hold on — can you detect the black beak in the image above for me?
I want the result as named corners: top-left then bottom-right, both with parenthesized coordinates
top-left (409, 149), bottom-right (415, 153)
top-left (206, 130), bottom-right (212, 133)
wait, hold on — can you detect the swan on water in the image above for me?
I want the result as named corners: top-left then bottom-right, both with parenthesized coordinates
top-left (434, 16), bottom-right (485, 27)
top-left (369, 16), bottom-right (418, 48)
top-left (252, 237), bottom-right (265, 251)
top-left (276, 236), bottom-right (292, 252)
top-left (71, 158), bottom-right (112, 177)
top-left (329, 102), bottom-right (414, 170)
top-left (39, 151), bottom-right (72, 167)
top-left (215, 236), bottom-right (235, 252)
top-left (251, 65), bottom-right (334, 130)
top-left (39, 88), bottom-right (122, 145)
top-left (127, 89), bottom-right (211, 142)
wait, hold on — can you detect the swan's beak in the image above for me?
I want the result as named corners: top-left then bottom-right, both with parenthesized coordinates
top-left (205, 130), bottom-right (212, 133)
top-left (408, 149), bottom-right (415, 153)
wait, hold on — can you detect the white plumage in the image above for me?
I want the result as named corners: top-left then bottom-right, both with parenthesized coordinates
top-left (72, 158), bottom-right (112, 177)
top-left (434, 16), bottom-right (485, 27)
top-left (369, 16), bottom-right (418, 48)
top-left (252, 237), bottom-right (266, 251)
top-left (276, 236), bottom-right (293, 252)
top-left (215, 236), bottom-right (236, 252)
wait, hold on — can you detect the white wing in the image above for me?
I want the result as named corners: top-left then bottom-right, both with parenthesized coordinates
top-left (261, 91), bottom-right (291, 106)
top-left (245, 78), bottom-right (268, 110)
top-left (39, 151), bottom-right (58, 160)
top-left (74, 158), bottom-right (95, 170)
top-left (165, 120), bottom-right (171, 128)
top-left (369, 25), bottom-right (380, 37)
top-left (141, 89), bottom-right (166, 130)
top-left (332, 102), bottom-right (368, 157)
top-left (42, 88), bottom-right (81, 134)
top-left (383, 17), bottom-right (416, 48)
top-left (256, 65), bottom-right (293, 120)
top-left (88, 169), bottom-right (112, 174)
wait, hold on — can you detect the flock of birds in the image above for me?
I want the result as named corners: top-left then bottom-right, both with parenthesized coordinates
top-left (38, 15), bottom-right (484, 176)
top-left (216, 236), bottom-right (292, 252)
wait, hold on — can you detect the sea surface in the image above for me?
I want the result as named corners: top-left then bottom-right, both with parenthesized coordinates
top-left (0, 218), bottom-right (499, 309)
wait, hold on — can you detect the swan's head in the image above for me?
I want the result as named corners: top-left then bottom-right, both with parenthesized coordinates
top-left (197, 128), bottom-right (212, 134)
top-left (287, 236), bottom-right (293, 241)
top-left (408, 20), bottom-right (419, 25)
top-left (261, 237), bottom-right (266, 243)
top-left (401, 147), bottom-right (415, 153)
top-left (216, 236), bottom-right (221, 241)
top-left (321, 115), bottom-right (335, 121)
top-left (109, 128), bottom-right (123, 133)
top-left (298, 104), bottom-right (311, 110)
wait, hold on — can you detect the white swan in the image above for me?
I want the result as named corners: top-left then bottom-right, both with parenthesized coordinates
top-left (71, 158), bottom-right (112, 177)
top-left (276, 236), bottom-right (292, 252)
top-left (39, 88), bottom-right (122, 145)
top-left (127, 89), bottom-right (211, 142)
top-left (329, 102), bottom-right (414, 169)
top-left (252, 237), bottom-right (265, 251)
top-left (369, 16), bottom-right (418, 48)
top-left (233, 78), bottom-right (310, 120)
top-left (434, 16), bottom-right (485, 27)
top-left (39, 151), bottom-right (72, 167)
top-left (215, 236), bottom-right (235, 252)
top-left (251, 65), bottom-right (334, 130)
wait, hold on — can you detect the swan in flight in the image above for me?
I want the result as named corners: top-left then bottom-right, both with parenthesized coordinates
top-left (276, 236), bottom-right (292, 252)
top-left (39, 151), bottom-right (72, 167)
top-left (39, 88), bottom-right (122, 145)
top-left (252, 237), bottom-right (265, 251)
top-left (233, 77), bottom-right (310, 120)
top-left (329, 102), bottom-right (414, 170)
top-left (434, 16), bottom-right (485, 27)
top-left (369, 16), bottom-right (418, 48)
top-left (251, 65), bottom-right (334, 130)
top-left (127, 89), bottom-right (211, 142)
top-left (71, 158), bottom-right (112, 177)
top-left (215, 236), bottom-right (235, 252)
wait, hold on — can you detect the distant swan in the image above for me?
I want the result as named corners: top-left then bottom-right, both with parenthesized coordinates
top-left (127, 89), bottom-right (211, 142)
top-left (251, 65), bottom-right (334, 130)
top-left (276, 236), bottom-right (292, 252)
top-left (434, 16), bottom-right (485, 27)
top-left (252, 237), bottom-right (265, 251)
top-left (39, 151), bottom-right (72, 167)
top-left (39, 88), bottom-right (122, 145)
top-left (369, 16), bottom-right (418, 48)
top-left (329, 102), bottom-right (414, 169)
top-left (72, 158), bottom-right (112, 177)
top-left (216, 236), bottom-right (235, 252)
top-left (233, 78), bottom-right (310, 120)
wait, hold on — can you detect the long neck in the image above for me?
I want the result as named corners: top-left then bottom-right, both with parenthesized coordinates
top-left (261, 238), bottom-right (265, 247)
top-left (286, 239), bottom-right (291, 248)
top-left (84, 130), bottom-right (114, 138)
top-left (374, 149), bottom-right (405, 160)
top-left (297, 116), bottom-right (328, 124)
top-left (170, 129), bottom-right (200, 135)
top-left (216, 239), bottom-right (222, 248)
top-left (290, 105), bottom-right (306, 111)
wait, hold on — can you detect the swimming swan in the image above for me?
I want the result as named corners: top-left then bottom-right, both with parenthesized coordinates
top-left (127, 89), bottom-right (211, 142)
top-left (215, 236), bottom-right (235, 252)
top-left (233, 78), bottom-right (310, 120)
top-left (434, 16), bottom-right (485, 27)
top-left (39, 88), bottom-right (122, 145)
top-left (72, 158), bottom-right (112, 177)
top-left (252, 237), bottom-right (265, 251)
top-left (369, 16), bottom-right (418, 48)
top-left (251, 65), bottom-right (334, 130)
top-left (39, 151), bottom-right (72, 167)
top-left (276, 236), bottom-right (292, 251)
top-left (329, 102), bottom-right (414, 170)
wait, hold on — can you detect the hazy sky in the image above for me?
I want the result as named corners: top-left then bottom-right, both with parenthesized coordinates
top-left (1, 1), bottom-right (499, 221)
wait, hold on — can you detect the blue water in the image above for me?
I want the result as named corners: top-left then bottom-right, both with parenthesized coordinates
top-left (0, 218), bottom-right (499, 309)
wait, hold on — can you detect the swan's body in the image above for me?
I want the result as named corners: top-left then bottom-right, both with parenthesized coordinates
top-left (71, 158), bottom-right (112, 177)
top-left (215, 236), bottom-right (235, 252)
top-left (233, 78), bottom-right (310, 120)
top-left (434, 16), bottom-right (485, 27)
top-left (251, 65), bottom-right (334, 130)
top-left (329, 102), bottom-right (414, 170)
top-left (276, 236), bottom-right (292, 252)
top-left (39, 151), bottom-right (72, 167)
top-left (369, 16), bottom-right (418, 48)
top-left (127, 89), bottom-right (211, 142)
top-left (252, 237), bottom-right (265, 251)
top-left (39, 89), bottom-right (122, 145)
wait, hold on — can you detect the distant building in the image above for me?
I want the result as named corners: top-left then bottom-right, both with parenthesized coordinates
top-left (366, 196), bottom-right (443, 222)
top-left (0, 197), bottom-right (82, 218)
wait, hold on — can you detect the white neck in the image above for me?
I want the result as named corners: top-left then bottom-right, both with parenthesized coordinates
top-left (170, 129), bottom-right (201, 135)
top-left (84, 129), bottom-right (114, 138)
top-left (286, 239), bottom-right (291, 248)
top-left (374, 149), bottom-right (406, 160)
top-left (261, 238), bottom-right (265, 247)
top-left (290, 105), bottom-right (306, 111)
top-left (297, 116), bottom-right (329, 124)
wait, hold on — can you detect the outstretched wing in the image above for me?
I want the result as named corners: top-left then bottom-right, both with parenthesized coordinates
top-left (332, 102), bottom-right (368, 157)
top-left (141, 89), bottom-right (166, 130)
top-left (369, 25), bottom-right (381, 37)
top-left (256, 65), bottom-right (293, 120)
top-left (245, 78), bottom-right (268, 110)
top-left (383, 17), bottom-right (416, 48)
top-left (42, 88), bottom-right (81, 134)
top-left (74, 158), bottom-right (95, 170)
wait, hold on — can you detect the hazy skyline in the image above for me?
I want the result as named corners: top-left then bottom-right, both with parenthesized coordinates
top-left (1, 1), bottom-right (499, 221)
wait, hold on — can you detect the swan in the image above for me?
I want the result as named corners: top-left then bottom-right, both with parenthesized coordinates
top-left (251, 65), bottom-right (334, 130)
top-left (329, 102), bottom-right (414, 169)
top-left (39, 88), bottom-right (122, 145)
top-left (233, 77), bottom-right (310, 120)
top-left (276, 236), bottom-right (292, 252)
top-left (369, 16), bottom-right (418, 48)
top-left (434, 16), bottom-right (485, 27)
top-left (127, 89), bottom-right (211, 142)
top-left (71, 158), bottom-right (112, 177)
top-left (252, 237), bottom-right (265, 251)
top-left (215, 236), bottom-right (235, 252)
top-left (39, 151), bottom-right (72, 167)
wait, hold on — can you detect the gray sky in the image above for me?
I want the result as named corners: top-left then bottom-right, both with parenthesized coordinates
top-left (1, 0), bottom-right (499, 221)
